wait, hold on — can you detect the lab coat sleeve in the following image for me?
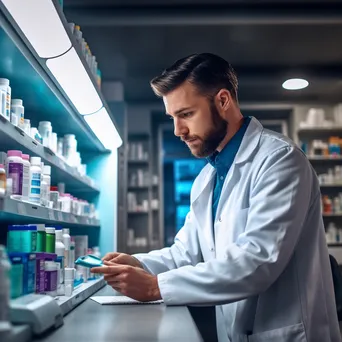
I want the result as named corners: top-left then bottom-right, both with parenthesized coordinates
top-left (133, 211), bottom-right (203, 275)
top-left (157, 146), bottom-right (316, 305)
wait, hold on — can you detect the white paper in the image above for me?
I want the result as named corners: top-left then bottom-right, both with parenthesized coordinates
top-left (90, 296), bottom-right (164, 305)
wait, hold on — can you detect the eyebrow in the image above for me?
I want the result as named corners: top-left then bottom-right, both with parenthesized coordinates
top-left (166, 107), bottom-right (193, 116)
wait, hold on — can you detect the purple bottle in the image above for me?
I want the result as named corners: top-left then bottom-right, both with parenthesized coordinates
top-left (6, 150), bottom-right (23, 195)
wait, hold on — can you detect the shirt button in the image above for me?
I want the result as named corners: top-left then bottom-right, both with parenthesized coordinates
top-left (220, 176), bottom-right (224, 180)
top-left (219, 217), bottom-right (222, 222)
top-left (210, 247), bottom-right (215, 252)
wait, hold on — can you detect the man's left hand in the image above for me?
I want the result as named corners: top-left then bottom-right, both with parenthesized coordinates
top-left (91, 261), bottom-right (162, 302)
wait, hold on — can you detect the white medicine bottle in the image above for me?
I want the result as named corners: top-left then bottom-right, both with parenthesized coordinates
top-left (55, 228), bottom-right (65, 295)
top-left (21, 154), bottom-right (31, 201)
top-left (0, 78), bottom-right (11, 120)
top-left (29, 157), bottom-right (42, 203)
top-left (62, 228), bottom-right (71, 268)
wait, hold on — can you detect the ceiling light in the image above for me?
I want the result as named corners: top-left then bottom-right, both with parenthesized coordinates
top-left (84, 107), bottom-right (123, 150)
top-left (282, 78), bottom-right (309, 90)
top-left (2, 0), bottom-right (71, 58)
top-left (46, 48), bottom-right (103, 115)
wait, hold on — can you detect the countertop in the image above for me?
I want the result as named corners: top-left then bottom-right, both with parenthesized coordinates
top-left (32, 286), bottom-right (204, 342)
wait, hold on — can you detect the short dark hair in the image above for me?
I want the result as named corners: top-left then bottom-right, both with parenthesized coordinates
top-left (150, 53), bottom-right (238, 101)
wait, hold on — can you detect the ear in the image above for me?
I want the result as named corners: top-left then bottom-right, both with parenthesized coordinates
top-left (215, 89), bottom-right (232, 111)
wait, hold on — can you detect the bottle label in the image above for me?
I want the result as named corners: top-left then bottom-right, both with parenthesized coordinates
top-left (22, 164), bottom-right (30, 198)
top-left (5, 90), bottom-right (10, 118)
top-left (8, 162), bottom-right (23, 195)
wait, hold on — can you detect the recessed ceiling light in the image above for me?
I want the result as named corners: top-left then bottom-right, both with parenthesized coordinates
top-left (282, 78), bottom-right (309, 90)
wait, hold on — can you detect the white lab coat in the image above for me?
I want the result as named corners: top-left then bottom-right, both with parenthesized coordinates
top-left (134, 117), bottom-right (341, 342)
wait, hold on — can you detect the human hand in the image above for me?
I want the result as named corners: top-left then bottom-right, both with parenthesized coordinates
top-left (91, 264), bottom-right (161, 302)
top-left (102, 252), bottom-right (143, 269)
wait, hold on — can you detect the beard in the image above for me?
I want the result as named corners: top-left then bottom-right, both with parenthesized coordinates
top-left (184, 102), bottom-right (228, 158)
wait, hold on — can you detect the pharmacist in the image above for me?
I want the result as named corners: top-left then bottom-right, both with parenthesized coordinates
top-left (92, 53), bottom-right (341, 342)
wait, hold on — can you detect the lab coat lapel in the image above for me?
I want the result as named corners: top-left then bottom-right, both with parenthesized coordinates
top-left (215, 117), bottom-right (263, 223)
top-left (192, 167), bottom-right (216, 250)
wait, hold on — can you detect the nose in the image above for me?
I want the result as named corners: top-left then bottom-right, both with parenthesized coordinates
top-left (174, 118), bottom-right (188, 137)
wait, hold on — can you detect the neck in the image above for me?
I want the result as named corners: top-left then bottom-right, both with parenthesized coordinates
top-left (216, 112), bottom-right (244, 152)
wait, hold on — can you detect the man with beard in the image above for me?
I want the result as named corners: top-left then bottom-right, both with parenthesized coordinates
top-left (92, 54), bottom-right (340, 342)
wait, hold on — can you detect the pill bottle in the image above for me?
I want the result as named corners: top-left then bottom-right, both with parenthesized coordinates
top-left (45, 227), bottom-right (56, 253)
top-left (55, 228), bottom-right (65, 289)
top-left (29, 224), bottom-right (45, 252)
top-left (23, 119), bottom-right (30, 135)
top-left (62, 228), bottom-right (71, 268)
top-left (69, 238), bottom-right (75, 267)
top-left (6, 150), bottom-right (23, 196)
top-left (11, 99), bottom-right (24, 129)
top-left (0, 164), bottom-right (6, 197)
top-left (29, 157), bottom-right (41, 203)
top-left (21, 154), bottom-right (31, 200)
top-left (0, 78), bottom-right (11, 120)
top-left (8, 253), bottom-right (23, 298)
top-left (42, 165), bottom-right (51, 206)
top-left (35, 252), bottom-right (45, 294)
top-left (64, 268), bottom-right (75, 297)
top-left (50, 186), bottom-right (59, 209)
top-left (44, 261), bottom-right (57, 297)
top-left (38, 121), bottom-right (52, 149)
top-left (63, 134), bottom-right (77, 163)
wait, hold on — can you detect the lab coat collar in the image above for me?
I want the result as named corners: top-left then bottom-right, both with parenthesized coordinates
top-left (234, 116), bottom-right (263, 164)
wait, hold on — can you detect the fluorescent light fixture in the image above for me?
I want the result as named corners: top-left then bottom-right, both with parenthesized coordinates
top-left (84, 107), bottom-right (123, 150)
top-left (282, 78), bottom-right (309, 90)
top-left (46, 48), bottom-right (103, 115)
top-left (2, 0), bottom-right (71, 58)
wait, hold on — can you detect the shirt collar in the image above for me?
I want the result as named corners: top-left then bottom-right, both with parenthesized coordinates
top-left (207, 116), bottom-right (251, 168)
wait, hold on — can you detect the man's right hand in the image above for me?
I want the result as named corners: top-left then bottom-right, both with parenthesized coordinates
top-left (102, 252), bottom-right (144, 269)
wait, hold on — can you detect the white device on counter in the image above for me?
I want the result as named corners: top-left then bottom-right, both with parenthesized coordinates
top-left (10, 294), bottom-right (63, 334)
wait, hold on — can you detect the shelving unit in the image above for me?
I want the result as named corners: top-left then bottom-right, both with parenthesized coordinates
top-left (0, 0), bottom-right (122, 331)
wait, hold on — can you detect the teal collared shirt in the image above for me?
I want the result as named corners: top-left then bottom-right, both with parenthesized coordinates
top-left (207, 117), bottom-right (251, 225)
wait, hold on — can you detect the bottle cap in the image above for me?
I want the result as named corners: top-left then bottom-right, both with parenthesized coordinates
top-left (22, 154), bottom-right (30, 161)
top-left (11, 99), bottom-right (23, 106)
top-left (7, 150), bottom-right (22, 158)
top-left (43, 165), bottom-right (51, 175)
top-left (0, 78), bottom-right (9, 86)
top-left (30, 156), bottom-right (41, 166)
top-left (45, 227), bottom-right (55, 234)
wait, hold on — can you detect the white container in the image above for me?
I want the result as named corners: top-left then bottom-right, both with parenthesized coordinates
top-left (42, 165), bottom-right (51, 206)
top-left (23, 119), bottom-right (30, 135)
top-left (64, 268), bottom-right (75, 297)
top-left (21, 154), bottom-right (31, 200)
top-left (55, 229), bottom-right (65, 295)
top-left (69, 238), bottom-right (75, 268)
top-left (11, 99), bottom-right (24, 129)
top-left (29, 157), bottom-right (42, 203)
top-left (10, 112), bottom-right (18, 126)
top-left (57, 138), bottom-right (63, 156)
top-left (63, 134), bottom-right (77, 164)
top-left (38, 121), bottom-right (52, 149)
top-left (0, 246), bottom-right (12, 337)
top-left (0, 78), bottom-right (11, 120)
top-left (44, 261), bottom-right (58, 297)
top-left (51, 133), bottom-right (57, 153)
top-left (6, 150), bottom-right (23, 196)
top-left (62, 228), bottom-right (71, 268)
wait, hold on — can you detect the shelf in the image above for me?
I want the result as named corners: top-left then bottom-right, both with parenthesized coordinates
top-left (57, 277), bottom-right (105, 316)
top-left (0, 197), bottom-right (100, 227)
top-left (327, 243), bottom-right (342, 247)
top-left (320, 184), bottom-right (342, 188)
top-left (128, 160), bottom-right (149, 165)
top-left (308, 156), bottom-right (342, 161)
top-left (127, 186), bottom-right (149, 191)
top-left (323, 213), bottom-right (342, 218)
top-left (128, 211), bottom-right (149, 215)
top-left (127, 245), bottom-right (150, 254)
top-left (298, 127), bottom-right (342, 134)
top-left (0, 117), bottom-right (99, 194)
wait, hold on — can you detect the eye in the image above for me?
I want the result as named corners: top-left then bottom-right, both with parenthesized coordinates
top-left (180, 112), bottom-right (193, 118)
